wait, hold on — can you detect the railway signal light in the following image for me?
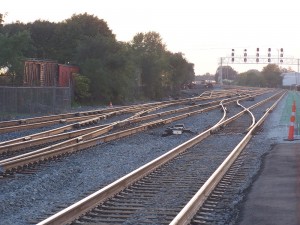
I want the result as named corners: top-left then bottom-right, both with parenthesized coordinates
top-left (256, 48), bottom-right (259, 63)
top-left (244, 49), bottom-right (247, 62)
top-left (280, 48), bottom-right (283, 58)
top-left (231, 49), bottom-right (234, 62)
top-left (268, 48), bottom-right (271, 62)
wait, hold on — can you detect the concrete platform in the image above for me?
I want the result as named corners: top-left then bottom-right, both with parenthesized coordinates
top-left (236, 90), bottom-right (300, 224)
top-left (238, 143), bottom-right (300, 225)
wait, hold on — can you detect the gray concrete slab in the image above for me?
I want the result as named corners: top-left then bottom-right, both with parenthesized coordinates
top-left (238, 143), bottom-right (300, 225)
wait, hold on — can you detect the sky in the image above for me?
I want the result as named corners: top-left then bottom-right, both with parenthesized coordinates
top-left (2, 0), bottom-right (300, 75)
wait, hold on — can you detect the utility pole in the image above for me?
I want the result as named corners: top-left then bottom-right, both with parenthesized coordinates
top-left (219, 57), bottom-right (223, 85)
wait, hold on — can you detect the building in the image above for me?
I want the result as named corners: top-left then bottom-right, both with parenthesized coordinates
top-left (281, 72), bottom-right (300, 88)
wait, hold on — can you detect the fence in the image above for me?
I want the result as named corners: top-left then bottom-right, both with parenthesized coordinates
top-left (0, 86), bottom-right (71, 114)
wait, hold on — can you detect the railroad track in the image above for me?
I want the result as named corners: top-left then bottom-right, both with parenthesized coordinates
top-left (32, 89), bottom-right (285, 225)
top-left (0, 87), bottom-right (268, 135)
top-left (0, 89), bottom-right (271, 175)
top-left (0, 91), bottom-right (238, 135)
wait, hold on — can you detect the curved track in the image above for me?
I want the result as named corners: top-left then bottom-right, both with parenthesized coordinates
top-left (30, 89), bottom-right (285, 225)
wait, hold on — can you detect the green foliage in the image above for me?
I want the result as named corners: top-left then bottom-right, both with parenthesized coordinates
top-left (261, 64), bottom-right (282, 87)
top-left (236, 65), bottom-right (283, 87)
top-left (0, 30), bottom-right (33, 85)
top-left (28, 20), bottom-right (59, 58)
top-left (131, 32), bottom-right (194, 100)
top-left (166, 52), bottom-right (195, 95)
top-left (0, 13), bottom-right (3, 27)
top-left (56, 13), bottom-right (114, 63)
top-left (75, 34), bottom-right (136, 104)
top-left (215, 66), bottom-right (238, 83)
top-left (236, 70), bottom-right (262, 87)
top-left (131, 32), bottom-right (167, 99)
top-left (0, 13), bottom-right (195, 103)
top-left (73, 74), bottom-right (91, 102)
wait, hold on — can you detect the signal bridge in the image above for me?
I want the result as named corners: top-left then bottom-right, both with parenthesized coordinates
top-left (221, 56), bottom-right (300, 65)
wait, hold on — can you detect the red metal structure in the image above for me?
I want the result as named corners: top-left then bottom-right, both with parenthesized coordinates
top-left (58, 64), bottom-right (80, 87)
top-left (23, 59), bottom-right (80, 87)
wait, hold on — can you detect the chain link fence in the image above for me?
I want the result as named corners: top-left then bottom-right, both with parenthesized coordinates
top-left (0, 86), bottom-right (71, 114)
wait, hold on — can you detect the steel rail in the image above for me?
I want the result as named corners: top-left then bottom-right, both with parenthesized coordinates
top-left (0, 94), bottom-right (252, 155)
top-left (0, 99), bottom-right (192, 129)
top-left (0, 108), bottom-right (138, 135)
top-left (0, 93), bottom-right (215, 129)
top-left (0, 91), bottom-right (276, 172)
top-left (35, 90), bottom-right (283, 225)
top-left (0, 98), bottom-right (224, 169)
top-left (169, 91), bottom-right (286, 225)
top-left (237, 99), bottom-right (256, 132)
top-left (0, 105), bottom-right (157, 134)
top-left (0, 124), bottom-right (109, 155)
top-left (1, 94), bottom-right (247, 171)
top-left (0, 105), bottom-right (131, 128)
top-left (0, 101), bottom-right (181, 146)
top-left (0, 111), bottom-right (121, 146)
top-left (0, 123), bottom-right (116, 164)
top-left (0, 92), bottom-right (228, 136)
top-left (0, 88), bottom-right (248, 133)
top-left (210, 90), bottom-right (284, 133)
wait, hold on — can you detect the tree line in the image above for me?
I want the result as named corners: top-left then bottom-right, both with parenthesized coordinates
top-left (0, 13), bottom-right (195, 104)
top-left (215, 64), bottom-right (290, 87)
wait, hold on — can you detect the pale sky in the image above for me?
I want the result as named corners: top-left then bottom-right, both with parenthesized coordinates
top-left (2, 0), bottom-right (300, 75)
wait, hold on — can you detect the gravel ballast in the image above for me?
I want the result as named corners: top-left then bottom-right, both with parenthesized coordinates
top-left (0, 90), bottom-right (284, 225)
top-left (0, 102), bottom-right (222, 224)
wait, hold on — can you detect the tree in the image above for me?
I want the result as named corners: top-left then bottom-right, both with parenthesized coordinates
top-left (73, 74), bottom-right (91, 102)
top-left (0, 31), bottom-right (33, 85)
top-left (236, 70), bottom-right (262, 87)
top-left (0, 14), bottom-right (195, 103)
top-left (261, 64), bottom-right (282, 87)
top-left (28, 20), bottom-right (59, 59)
top-left (76, 35), bottom-right (135, 103)
top-left (215, 66), bottom-right (237, 83)
top-left (166, 52), bottom-right (194, 94)
top-left (0, 21), bottom-right (28, 36)
top-left (56, 13), bottom-right (114, 64)
top-left (131, 32), bottom-right (167, 99)
top-left (0, 13), bottom-right (4, 27)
